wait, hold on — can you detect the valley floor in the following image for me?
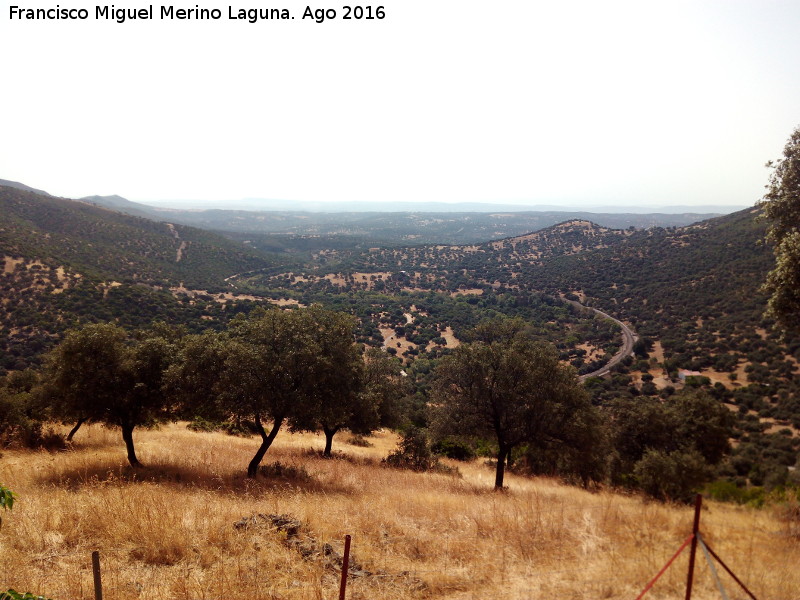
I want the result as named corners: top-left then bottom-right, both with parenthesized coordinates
top-left (0, 424), bottom-right (797, 600)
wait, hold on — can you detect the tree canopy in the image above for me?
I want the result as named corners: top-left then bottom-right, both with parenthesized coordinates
top-left (608, 390), bottom-right (733, 501)
top-left (430, 318), bottom-right (599, 489)
top-left (43, 323), bottom-right (177, 467)
top-left (220, 307), bottom-right (323, 477)
top-left (287, 308), bottom-right (365, 457)
top-left (761, 125), bottom-right (800, 333)
top-left (168, 306), bottom-right (368, 475)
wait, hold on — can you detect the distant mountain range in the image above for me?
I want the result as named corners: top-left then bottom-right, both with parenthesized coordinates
top-left (0, 178), bottom-right (51, 196)
top-left (1, 184), bottom-right (277, 290)
top-left (0, 179), bottom-right (743, 247)
top-left (79, 193), bottom-right (731, 246)
top-left (141, 197), bottom-right (750, 215)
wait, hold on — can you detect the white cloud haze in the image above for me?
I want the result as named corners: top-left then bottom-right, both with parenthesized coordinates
top-left (2, 0), bottom-right (799, 208)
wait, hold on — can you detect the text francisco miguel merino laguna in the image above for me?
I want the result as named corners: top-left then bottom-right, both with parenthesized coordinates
top-left (8, 4), bottom-right (387, 23)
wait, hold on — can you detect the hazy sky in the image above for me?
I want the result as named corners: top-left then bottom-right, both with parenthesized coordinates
top-left (2, 0), bottom-right (799, 208)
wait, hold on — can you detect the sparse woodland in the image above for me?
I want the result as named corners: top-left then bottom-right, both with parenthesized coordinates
top-left (2, 135), bottom-right (800, 599)
top-left (0, 308), bottom-right (776, 502)
top-left (1, 424), bottom-right (799, 599)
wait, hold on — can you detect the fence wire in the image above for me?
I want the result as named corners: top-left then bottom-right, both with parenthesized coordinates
top-left (5, 498), bottom-right (795, 600)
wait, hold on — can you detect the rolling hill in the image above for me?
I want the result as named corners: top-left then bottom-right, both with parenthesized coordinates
top-left (0, 184), bottom-right (288, 371)
top-left (0, 178), bottom-right (51, 196)
top-left (1, 185), bottom-right (278, 288)
top-left (81, 192), bottom-right (723, 245)
top-left (232, 208), bottom-right (800, 484)
top-left (2, 180), bottom-right (798, 485)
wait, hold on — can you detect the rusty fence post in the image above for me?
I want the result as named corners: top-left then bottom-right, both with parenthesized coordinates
top-left (91, 550), bottom-right (103, 600)
top-left (339, 534), bottom-right (352, 600)
top-left (685, 494), bottom-right (702, 600)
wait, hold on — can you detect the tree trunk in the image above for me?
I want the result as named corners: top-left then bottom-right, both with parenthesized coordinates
top-left (66, 417), bottom-right (86, 442)
top-left (121, 422), bottom-right (142, 468)
top-left (495, 445), bottom-right (510, 489)
top-left (247, 414), bottom-right (285, 478)
top-left (322, 425), bottom-right (339, 457)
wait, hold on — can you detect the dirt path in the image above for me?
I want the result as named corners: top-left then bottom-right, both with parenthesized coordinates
top-left (165, 223), bottom-right (187, 262)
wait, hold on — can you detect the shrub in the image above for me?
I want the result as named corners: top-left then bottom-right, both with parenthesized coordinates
top-left (432, 436), bottom-right (476, 461)
top-left (1, 590), bottom-right (54, 600)
top-left (187, 417), bottom-right (258, 437)
top-left (34, 427), bottom-right (67, 451)
top-left (0, 390), bottom-right (64, 450)
top-left (705, 479), bottom-right (765, 506)
top-left (0, 484), bottom-right (15, 513)
top-left (634, 449), bottom-right (712, 503)
top-left (223, 419), bottom-right (258, 437)
top-left (384, 427), bottom-right (438, 472)
top-left (0, 392), bottom-right (37, 448)
top-left (186, 417), bottom-right (222, 432)
top-left (346, 434), bottom-right (373, 448)
top-left (685, 375), bottom-right (711, 388)
top-left (258, 461), bottom-right (312, 482)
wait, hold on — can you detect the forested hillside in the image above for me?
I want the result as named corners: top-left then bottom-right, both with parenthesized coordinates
top-left (0, 185), bottom-right (287, 371)
top-left (0, 186), bottom-right (276, 288)
top-left (525, 208), bottom-right (770, 336)
top-left (2, 183), bottom-right (798, 490)
top-left (521, 209), bottom-right (800, 487)
top-left (244, 220), bottom-right (635, 295)
top-left (0, 185), bottom-right (622, 378)
top-left (523, 208), bottom-right (793, 391)
top-left (227, 208), bottom-right (800, 488)
top-left (270, 208), bottom-right (780, 377)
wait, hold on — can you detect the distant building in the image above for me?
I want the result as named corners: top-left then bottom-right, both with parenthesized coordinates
top-left (678, 369), bottom-right (703, 382)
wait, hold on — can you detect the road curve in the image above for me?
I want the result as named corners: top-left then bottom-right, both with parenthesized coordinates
top-left (564, 300), bottom-right (637, 381)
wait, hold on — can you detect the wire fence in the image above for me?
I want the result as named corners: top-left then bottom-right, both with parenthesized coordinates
top-left (5, 495), bottom-right (795, 600)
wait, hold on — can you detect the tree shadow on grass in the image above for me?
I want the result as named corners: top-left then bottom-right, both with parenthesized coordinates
top-left (35, 455), bottom-right (361, 496)
top-left (296, 446), bottom-right (382, 467)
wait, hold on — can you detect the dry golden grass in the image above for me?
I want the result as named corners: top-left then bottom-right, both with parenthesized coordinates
top-left (1, 424), bottom-right (798, 600)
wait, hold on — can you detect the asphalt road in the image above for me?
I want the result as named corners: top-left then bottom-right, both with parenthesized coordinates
top-left (565, 300), bottom-right (637, 380)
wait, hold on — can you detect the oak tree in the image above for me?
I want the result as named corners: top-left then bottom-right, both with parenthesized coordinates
top-left (761, 125), bottom-right (800, 332)
top-left (221, 308), bottom-right (320, 477)
top-left (431, 319), bottom-right (592, 489)
top-left (45, 323), bottom-right (176, 467)
top-left (290, 308), bottom-right (365, 457)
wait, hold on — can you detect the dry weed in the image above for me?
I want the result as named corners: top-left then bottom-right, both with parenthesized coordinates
top-left (0, 423), bottom-right (797, 599)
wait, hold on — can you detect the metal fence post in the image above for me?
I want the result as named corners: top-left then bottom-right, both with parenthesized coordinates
top-left (685, 494), bottom-right (702, 600)
top-left (339, 534), bottom-right (352, 600)
top-left (92, 550), bottom-right (103, 600)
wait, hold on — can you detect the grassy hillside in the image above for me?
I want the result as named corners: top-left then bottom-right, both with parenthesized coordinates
top-left (0, 423), bottom-right (797, 599)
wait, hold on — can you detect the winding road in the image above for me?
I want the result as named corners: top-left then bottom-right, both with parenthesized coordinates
top-left (220, 267), bottom-right (635, 379)
top-left (565, 300), bottom-right (637, 380)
